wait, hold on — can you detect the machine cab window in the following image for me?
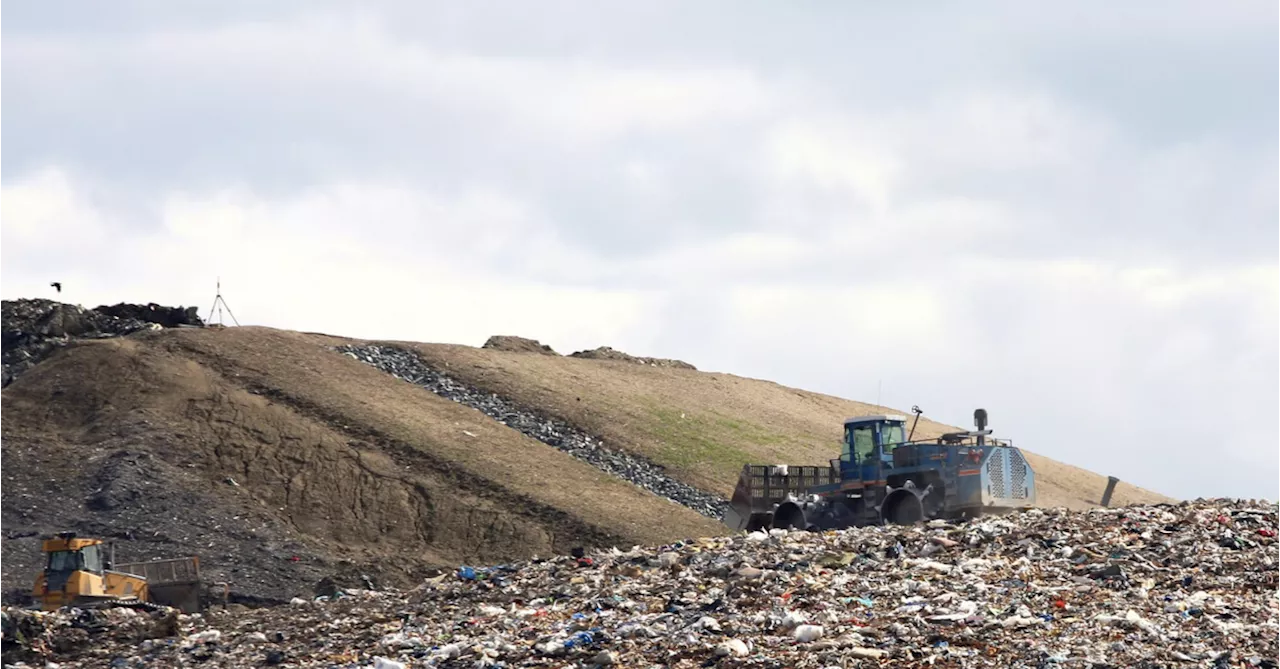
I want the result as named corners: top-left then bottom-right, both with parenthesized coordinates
top-left (843, 424), bottom-right (876, 463)
top-left (843, 416), bottom-right (908, 465)
top-left (47, 550), bottom-right (81, 573)
top-left (879, 422), bottom-right (905, 458)
top-left (46, 544), bottom-right (103, 574)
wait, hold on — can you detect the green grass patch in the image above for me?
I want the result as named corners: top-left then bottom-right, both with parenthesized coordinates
top-left (639, 401), bottom-right (812, 475)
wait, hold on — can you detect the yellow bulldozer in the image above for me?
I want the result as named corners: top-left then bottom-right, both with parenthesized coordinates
top-left (32, 532), bottom-right (203, 613)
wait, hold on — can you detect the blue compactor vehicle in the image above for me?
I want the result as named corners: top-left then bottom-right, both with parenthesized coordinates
top-left (723, 408), bottom-right (1036, 531)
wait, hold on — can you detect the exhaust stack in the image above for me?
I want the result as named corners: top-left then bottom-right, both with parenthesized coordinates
top-left (974, 408), bottom-right (988, 446)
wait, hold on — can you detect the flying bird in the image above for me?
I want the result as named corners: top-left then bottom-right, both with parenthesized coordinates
top-left (50, 282), bottom-right (61, 293)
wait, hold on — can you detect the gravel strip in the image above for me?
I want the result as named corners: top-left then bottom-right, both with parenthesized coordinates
top-left (335, 344), bottom-right (730, 520)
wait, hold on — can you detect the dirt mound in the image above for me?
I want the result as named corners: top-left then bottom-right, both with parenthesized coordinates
top-left (1, 327), bottom-right (723, 605)
top-left (482, 335), bottom-right (558, 355)
top-left (569, 345), bottom-right (697, 370)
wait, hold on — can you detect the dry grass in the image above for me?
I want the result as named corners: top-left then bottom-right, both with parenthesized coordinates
top-left (1, 327), bottom-right (725, 598)
top-left (154, 327), bottom-right (727, 543)
top-left (403, 342), bottom-right (1174, 510)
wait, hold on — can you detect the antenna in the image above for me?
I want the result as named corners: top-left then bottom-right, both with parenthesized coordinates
top-left (207, 278), bottom-right (241, 326)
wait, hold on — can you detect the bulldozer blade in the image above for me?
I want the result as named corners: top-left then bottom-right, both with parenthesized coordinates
top-left (147, 583), bottom-right (202, 613)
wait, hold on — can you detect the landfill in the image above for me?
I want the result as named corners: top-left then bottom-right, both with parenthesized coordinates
top-left (4, 499), bottom-right (1276, 668)
top-left (337, 344), bottom-right (728, 519)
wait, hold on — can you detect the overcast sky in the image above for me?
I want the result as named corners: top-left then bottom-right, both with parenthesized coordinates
top-left (3, 1), bottom-right (1276, 501)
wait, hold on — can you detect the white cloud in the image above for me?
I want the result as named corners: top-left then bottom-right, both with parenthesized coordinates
top-left (1, 173), bottom-right (658, 349)
top-left (1, 2), bottom-right (1275, 501)
top-left (4, 11), bottom-right (772, 146)
top-left (762, 116), bottom-right (903, 222)
top-left (0, 168), bottom-right (111, 249)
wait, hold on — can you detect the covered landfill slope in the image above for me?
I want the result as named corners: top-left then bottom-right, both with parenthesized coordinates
top-left (3, 297), bottom-right (1170, 607)
top-left (398, 338), bottom-right (1172, 509)
top-left (1, 324), bottom-right (724, 605)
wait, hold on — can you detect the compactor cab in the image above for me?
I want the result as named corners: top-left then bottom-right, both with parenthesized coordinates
top-left (32, 532), bottom-right (203, 612)
top-left (838, 414), bottom-right (908, 478)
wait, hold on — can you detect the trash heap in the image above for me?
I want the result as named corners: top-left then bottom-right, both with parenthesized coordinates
top-left (2, 299), bottom-right (203, 387)
top-left (4, 500), bottom-right (1276, 668)
top-left (567, 346), bottom-right (697, 371)
top-left (2, 606), bottom-right (181, 662)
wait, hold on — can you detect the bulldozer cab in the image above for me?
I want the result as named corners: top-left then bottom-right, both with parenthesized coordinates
top-left (47, 542), bottom-right (106, 574)
top-left (33, 535), bottom-right (129, 610)
top-left (33, 533), bottom-right (203, 613)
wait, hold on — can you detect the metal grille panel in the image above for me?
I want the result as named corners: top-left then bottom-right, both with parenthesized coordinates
top-left (1009, 449), bottom-right (1028, 499)
top-left (114, 557), bottom-right (200, 585)
top-left (740, 465), bottom-right (837, 509)
top-left (986, 450), bottom-right (1007, 499)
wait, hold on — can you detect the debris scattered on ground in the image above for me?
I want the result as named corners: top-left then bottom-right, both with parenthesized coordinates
top-left (2, 299), bottom-right (203, 387)
top-left (336, 344), bottom-right (728, 519)
top-left (0, 437), bottom-right (335, 607)
top-left (94, 303), bottom-right (202, 329)
top-left (481, 336), bottom-right (559, 355)
top-left (7, 499), bottom-right (1274, 668)
top-left (477, 336), bottom-right (696, 369)
top-left (569, 345), bottom-right (696, 370)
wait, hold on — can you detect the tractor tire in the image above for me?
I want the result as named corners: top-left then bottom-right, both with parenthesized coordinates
top-left (771, 502), bottom-right (807, 531)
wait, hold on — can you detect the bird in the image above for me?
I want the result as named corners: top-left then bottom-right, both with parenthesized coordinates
top-left (50, 282), bottom-right (61, 293)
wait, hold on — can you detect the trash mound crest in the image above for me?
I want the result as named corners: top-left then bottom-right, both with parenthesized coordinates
top-left (568, 345), bottom-right (697, 370)
top-left (4, 499), bottom-right (1276, 668)
top-left (481, 335), bottom-right (559, 355)
top-left (2, 298), bottom-right (203, 387)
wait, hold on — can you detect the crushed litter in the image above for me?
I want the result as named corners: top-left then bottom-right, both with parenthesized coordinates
top-left (3, 499), bottom-right (1276, 668)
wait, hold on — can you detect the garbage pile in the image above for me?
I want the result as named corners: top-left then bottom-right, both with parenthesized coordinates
top-left (94, 303), bottom-right (202, 329)
top-left (569, 345), bottom-right (696, 370)
top-left (337, 344), bottom-right (728, 519)
top-left (2, 605), bottom-right (180, 665)
top-left (2, 299), bottom-right (204, 387)
top-left (481, 336), bottom-right (559, 355)
top-left (5, 499), bottom-right (1276, 668)
top-left (478, 335), bottom-right (695, 370)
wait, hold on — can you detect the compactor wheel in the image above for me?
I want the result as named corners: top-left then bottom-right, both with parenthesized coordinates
top-left (881, 489), bottom-right (926, 526)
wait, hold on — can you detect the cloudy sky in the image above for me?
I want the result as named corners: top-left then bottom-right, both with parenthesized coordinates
top-left (3, 1), bottom-right (1276, 500)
